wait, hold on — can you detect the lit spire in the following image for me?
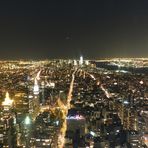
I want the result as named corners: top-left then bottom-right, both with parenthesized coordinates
top-left (79, 56), bottom-right (83, 65)
top-left (2, 92), bottom-right (13, 106)
top-left (33, 78), bottom-right (39, 94)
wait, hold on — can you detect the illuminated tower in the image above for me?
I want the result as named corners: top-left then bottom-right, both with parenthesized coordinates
top-left (33, 78), bottom-right (39, 95)
top-left (31, 78), bottom-right (40, 119)
top-left (74, 60), bottom-right (77, 66)
top-left (1, 92), bottom-right (16, 147)
top-left (79, 56), bottom-right (83, 65)
top-left (85, 60), bottom-right (89, 65)
top-left (2, 92), bottom-right (13, 110)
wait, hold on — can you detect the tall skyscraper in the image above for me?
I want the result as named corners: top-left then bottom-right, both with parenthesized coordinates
top-left (1, 92), bottom-right (16, 147)
top-left (79, 56), bottom-right (83, 65)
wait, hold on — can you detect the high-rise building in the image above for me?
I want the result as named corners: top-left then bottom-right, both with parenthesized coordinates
top-left (29, 78), bottom-right (40, 119)
top-left (79, 56), bottom-right (83, 65)
top-left (66, 115), bottom-right (86, 137)
top-left (0, 92), bottom-right (16, 147)
top-left (33, 78), bottom-right (39, 95)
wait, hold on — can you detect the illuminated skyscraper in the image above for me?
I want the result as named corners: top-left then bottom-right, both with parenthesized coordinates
top-left (2, 92), bottom-right (13, 109)
top-left (33, 78), bottom-right (39, 95)
top-left (79, 56), bottom-right (83, 65)
top-left (29, 78), bottom-right (40, 119)
top-left (1, 92), bottom-right (16, 147)
top-left (74, 60), bottom-right (77, 66)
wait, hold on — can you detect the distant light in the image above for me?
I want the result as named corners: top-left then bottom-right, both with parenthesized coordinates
top-left (14, 117), bottom-right (16, 124)
top-left (114, 82), bottom-right (118, 85)
top-left (33, 78), bottom-right (39, 94)
top-left (106, 76), bottom-right (110, 79)
top-left (74, 60), bottom-right (77, 66)
top-left (139, 80), bottom-right (144, 85)
top-left (28, 95), bottom-right (33, 99)
top-left (79, 56), bottom-right (83, 65)
top-left (2, 92), bottom-right (13, 106)
top-left (41, 81), bottom-right (45, 86)
top-left (116, 70), bottom-right (128, 73)
top-left (97, 81), bottom-right (100, 85)
top-left (0, 134), bottom-right (3, 138)
top-left (90, 131), bottom-right (95, 137)
top-left (123, 100), bottom-right (129, 104)
top-left (90, 74), bottom-right (96, 80)
top-left (89, 103), bottom-right (94, 107)
top-left (44, 139), bottom-right (50, 142)
top-left (66, 115), bottom-right (85, 120)
top-left (85, 60), bottom-right (89, 65)
top-left (50, 82), bottom-right (55, 88)
top-left (36, 139), bottom-right (40, 142)
top-left (56, 120), bottom-right (59, 126)
top-left (25, 116), bottom-right (31, 125)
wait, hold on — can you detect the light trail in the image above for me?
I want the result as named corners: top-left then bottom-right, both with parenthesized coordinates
top-left (85, 71), bottom-right (96, 80)
top-left (56, 68), bottom-right (111, 147)
top-left (82, 69), bottom-right (111, 99)
top-left (57, 69), bottom-right (76, 148)
top-left (100, 84), bottom-right (111, 99)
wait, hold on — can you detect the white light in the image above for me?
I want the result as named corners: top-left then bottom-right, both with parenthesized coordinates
top-left (56, 121), bottom-right (59, 126)
top-left (36, 139), bottom-right (40, 141)
top-left (28, 95), bottom-right (33, 99)
top-left (13, 118), bottom-right (16, 124)
top-left (74, 60), bottom-right (77, 66)
top-left (33, 78), bottom-right (39, 94)
top-left (80, 56), bottom-right (83, 65)
top-left (114, 82), bottom-right (118, 85)
top-left (45, 139), bottom-right (50, 142)
top-left (66, 115), bottom-right (85, 120)
top-left (25, 116), bottom-right (31, 125)
top-left (85, 60), bottom-right (89, 65)
top-left (123, 100), bottom-right (129, 104)
top-left (34, 85), bottom-right (39, 93)
top-left (2, 92), bottom-right (13, 106)
top-left (140, 80), bottom-right (144, 84)
top-left (50, 82), bottom-right (55, 88)
top-left (90, 131), bottom-right (95, 137)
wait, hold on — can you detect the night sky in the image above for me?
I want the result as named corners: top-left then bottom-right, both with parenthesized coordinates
top-left (0, 0), bottom-right (148, 59)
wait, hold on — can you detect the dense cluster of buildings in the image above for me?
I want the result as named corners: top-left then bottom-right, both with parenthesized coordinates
top-left (0, 58), bottom-right (147, 148)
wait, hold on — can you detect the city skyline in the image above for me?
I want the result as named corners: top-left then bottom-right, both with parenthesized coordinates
top-left (0, 59), bottom-right (147, 147)
top-left (0, 1), bottom-right (148, 146)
